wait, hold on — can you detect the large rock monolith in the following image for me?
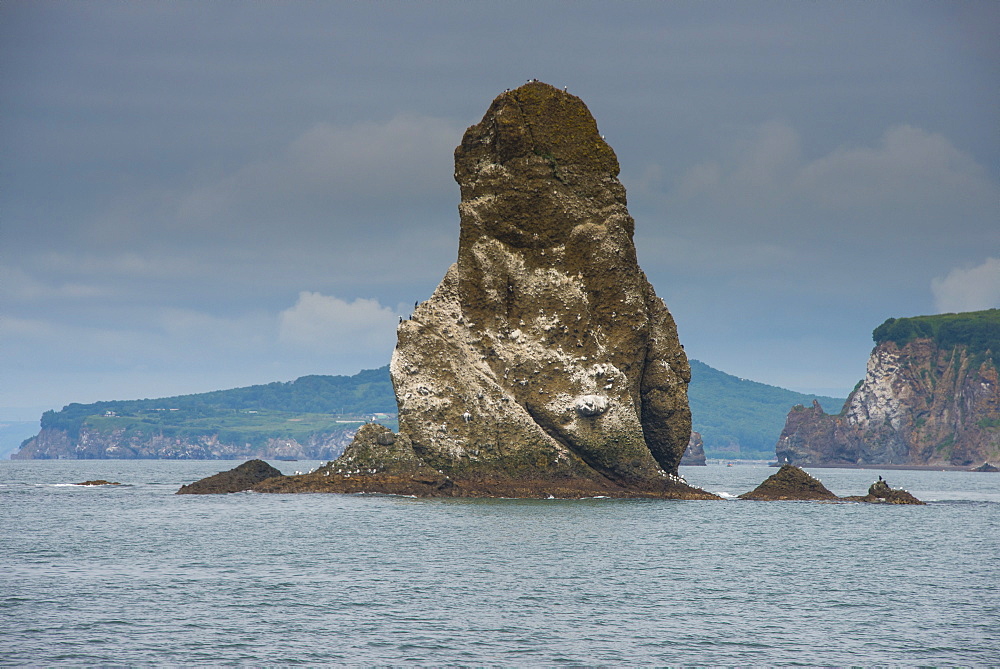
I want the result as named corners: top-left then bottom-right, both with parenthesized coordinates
top-left (388, 81), bottom-right (703, 497)
top-left (179, 82), bottom-right (714, 499)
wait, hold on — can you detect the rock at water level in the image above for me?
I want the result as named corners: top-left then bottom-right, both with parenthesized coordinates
top-left (739, 465), bottom-right (926, 504)
top-left (972, 462), bottom-right (999, 472)
top-left (253, 424), bottom-right (455, 496)
top-left (843, 479), bottom-right (926, 505)
top-left (75, 480), bottom-right (121, 486)
top-left (739, 464), bottom-right (840, 501)
top-left (176, 459), bottom-right (284, 494)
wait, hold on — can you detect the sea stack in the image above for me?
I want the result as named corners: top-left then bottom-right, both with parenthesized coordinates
top-left (179, 82), bottom-right (713, 498)
top-left (389, 81), bottom-right (701, 496)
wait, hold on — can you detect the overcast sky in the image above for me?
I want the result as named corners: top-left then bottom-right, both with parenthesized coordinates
top-left (2, 1), bottom-right (998, 418)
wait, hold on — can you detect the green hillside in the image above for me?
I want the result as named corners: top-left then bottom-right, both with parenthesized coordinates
top-left (24, 361), bottom-right (843, 461)
top-left (687, 360), bottom-right (845, 459)
top-left (39, 366), bottom-right (395, 440)
top-left (872, 308), bottom-right (999, 361)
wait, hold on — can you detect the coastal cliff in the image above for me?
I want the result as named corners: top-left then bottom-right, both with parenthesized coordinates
top-left (776, 310), bottom-right (1000, 467)
top-left (13, 425), bottom-right (355, 461)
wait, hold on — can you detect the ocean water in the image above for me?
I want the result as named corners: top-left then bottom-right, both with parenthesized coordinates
top-left (1, 460), bottom-right (997, 666)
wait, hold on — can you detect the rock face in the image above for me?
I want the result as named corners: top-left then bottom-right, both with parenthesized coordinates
top-left (389, 81), bottom-right (695, 496)
top-left (179, 82), bottom-right (714, 499)
top-left (680, 431), bottom-right (707, 466)
top-left (776, 311), bottom-right (1000, 467)
top-left (176, 459), bottom-right (284, 494)
top-left (739, 464), bottom-right (840, 501)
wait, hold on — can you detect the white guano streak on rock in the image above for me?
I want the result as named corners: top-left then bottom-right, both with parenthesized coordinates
top-left (847, 347), bottom-right (904, 430)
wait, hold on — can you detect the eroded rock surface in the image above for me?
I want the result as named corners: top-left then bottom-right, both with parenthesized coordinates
top-left (179, 82), bottom-right (714, 499)
top-left (254, 424), bottom-right (456, 496)
top-left (389, 81), bottom-right (698, 497)
top-left (176, 459), bottom-right (284, 494)
top-left (739, 464), bottom-right (840, 501)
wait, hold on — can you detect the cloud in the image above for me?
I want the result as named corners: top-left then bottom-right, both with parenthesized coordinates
top-left (177, 114), bottom-right (464, 229)
top-left (0, 264), bottom-right (106, 301)
top-left (278, 291), bottom-right (399, 353)
top-left (671, 122), bottom-right (997, 217)
top-left (931, 258), bottom-right (1000, 313)
top-left (794, 125), bottom-right (995, 209)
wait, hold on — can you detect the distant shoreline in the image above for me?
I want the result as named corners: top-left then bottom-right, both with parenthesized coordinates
top-left (790, 462), bottom-right (978, 472)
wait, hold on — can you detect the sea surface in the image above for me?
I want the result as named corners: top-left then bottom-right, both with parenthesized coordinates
top-left (2, 460), bottom-right (998, 666)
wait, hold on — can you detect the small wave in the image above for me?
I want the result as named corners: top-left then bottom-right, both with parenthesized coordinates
top-left (715, 491), bottom-right (739, 499)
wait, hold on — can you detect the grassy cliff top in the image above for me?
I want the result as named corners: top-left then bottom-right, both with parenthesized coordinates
top-left (40, 366), bottom-right (395, 438)
top-left (872, 308), bottom-right (999, 357)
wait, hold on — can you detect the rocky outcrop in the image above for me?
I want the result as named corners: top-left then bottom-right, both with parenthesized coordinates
top-left (216, 424), bottom-right (712, 498)
top-left (13, 426), bottom-right (355, 461)
top-left (776, 311), bottom-right (1000, 467)
top-left (176, 459), bottom-right (284, 494)
top-left (739, 464), bottom-right (840, 501)
top-left (387, 81), bottom-right (699, 499)
top-left (680, 431), bottom-right (707, 466)
top-left (75, 480), bottom-right (121, 486)
top-left (254, 424), bottom-right (455, 496)
top-left (972, 462), bottom-right (999, 472)
top-left (739, 465), bottom-right (925, 504)
top-left (843, 478), bottom-right (925, 505)
top-left (179, 82), bottom-right (715, 500)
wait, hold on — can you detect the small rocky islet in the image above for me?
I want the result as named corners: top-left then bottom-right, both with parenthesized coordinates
top-left (175, 83), bottom-right (930, 504)
top-left (738, 464), bottom-right (924, 504)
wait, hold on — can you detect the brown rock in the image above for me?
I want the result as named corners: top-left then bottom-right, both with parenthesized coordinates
top-left (179, 83), bottom-right (717, 500)
top-left (740, 466), bottom-right (926, 504)
top-left (389, 81), bottom-right (700, 497)
top-left (739, 464), bottom-right (840, 501)
top-left (253, 423), bottom-right (455, 496)
top-left (75, 480), bottom-right (121, 486)
top-left (843, 478), bottom-right (926, 505)
top-left (176, 459), bottom-right (284, 494)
